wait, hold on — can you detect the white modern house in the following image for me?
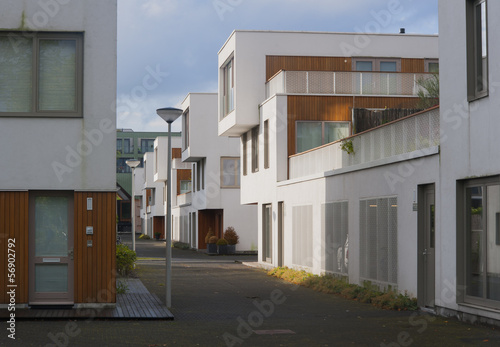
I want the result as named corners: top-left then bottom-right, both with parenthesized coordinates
top-left (163, 93), bottom-right (257, 251)
top-left (0, 0), bottom-right (117, 307)
top-left (217, 31), bottom-right (440, 306)
top-left (139, 137), bottom-right (181, 239)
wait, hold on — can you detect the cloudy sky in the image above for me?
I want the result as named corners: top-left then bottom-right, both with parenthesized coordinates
top-left (117, 0), bottom-right (439, 132)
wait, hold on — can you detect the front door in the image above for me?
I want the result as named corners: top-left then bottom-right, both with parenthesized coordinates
top-left (29, 192), bottom-right (74, 305)
top-left (419, 185), bottom-right (435, 308)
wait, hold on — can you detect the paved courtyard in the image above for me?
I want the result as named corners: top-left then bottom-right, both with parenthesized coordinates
top-left (3, 234), bottom-right (500, 346)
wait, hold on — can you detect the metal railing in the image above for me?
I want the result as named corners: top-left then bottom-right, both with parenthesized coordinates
top-left (288, 107), bottom-right (440, 179)
top-left (266, 70), bottom-right (435, 98)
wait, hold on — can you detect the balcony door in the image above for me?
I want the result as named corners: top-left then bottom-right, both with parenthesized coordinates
top-left (29, 192), bottom-right (74, 305)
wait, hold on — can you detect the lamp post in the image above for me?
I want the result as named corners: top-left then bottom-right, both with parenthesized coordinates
top-left (157, 107), bottom-right (182, 308)
top-left (126, 159), bottom-right (141, 252)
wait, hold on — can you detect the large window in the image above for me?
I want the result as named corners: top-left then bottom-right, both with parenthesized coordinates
top-left (222, 58), bottom-right (234, 117)
top-left (123, 139), bottom-right (132, 154)
top-left (296, 121), bottom-right (350, 153)
top-left (461, 178), bottom-right (500, 307)
top-left (0, 32), bottom-right (82, 117)
top-left (221, 157), bottom-right (240, 188)
top-left (467, 0), bottom-right (488, 100)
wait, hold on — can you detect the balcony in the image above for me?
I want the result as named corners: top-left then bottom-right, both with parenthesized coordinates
top-left (177, 192), bottom-right (192, 207)
top-left (266, 70), bottom-right (435, 99)
top-left (288, 107), bottom-right (440, 180)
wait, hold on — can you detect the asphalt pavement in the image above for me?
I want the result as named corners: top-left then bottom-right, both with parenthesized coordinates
top-left (4, 232), bottom-right (500, 347)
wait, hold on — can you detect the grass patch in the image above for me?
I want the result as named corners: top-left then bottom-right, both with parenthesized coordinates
top-left (116, 279), bottom-right (129, 294)
top-left (268, 267), bottom-right (417, 311)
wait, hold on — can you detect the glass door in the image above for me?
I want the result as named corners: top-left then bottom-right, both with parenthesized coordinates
top-left (29, 192), bottom-right (74, 305)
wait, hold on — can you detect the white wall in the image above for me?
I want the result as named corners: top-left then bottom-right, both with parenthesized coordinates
top-left (0, 0), bottom-right (117, 191)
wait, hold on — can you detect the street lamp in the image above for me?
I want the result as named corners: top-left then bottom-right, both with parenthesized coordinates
top-left (157, 107), bottom-right (182, 309)
top-left (126, 159), bottom-right (141, 252)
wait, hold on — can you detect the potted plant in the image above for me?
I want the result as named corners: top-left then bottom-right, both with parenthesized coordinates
top-left (217, 238), bottom-right (228, 255)
top-left (155, 232), bottom-right (161, 240)
top-left (207, 235), bottom-right (218, 254)
top-left (224, 227), bottom-right (239, 254)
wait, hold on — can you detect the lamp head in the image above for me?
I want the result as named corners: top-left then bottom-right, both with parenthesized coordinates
top-left (156, 107), bottom-right (183, 123)
top-left (126, 159), bottom-right (141, 169)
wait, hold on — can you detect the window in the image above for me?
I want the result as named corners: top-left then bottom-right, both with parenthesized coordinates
top-left (196, 159), bottom-right (205, 191)
top-left (0, 32), bottom-right (83, 117)
top-left (467, 0), bottom-right (488, 100)
top-left (353, 58), bottom-right (400, 72)
top-left (251, 127), bottom-right (259, 173)
top-left (425, 59), bottom-right (440, 73)
top-left (123, 139), bottom-right (132, 154)
top-left (460, 177), bottom-right (500, 307)
top-left (264, 120), bottom-right (270, 169)
top-left (117, 139), bottom-right (122, 154)
top-left (182, 110), bottom-right (189, 151)
top-left (242, 133), bottom-right (248, 176)
top-left (117, 158), bottom-right (132, 173)
top-left (296, 121), bottom-right (350, 153)
top-left (140, 139), bottom-right (155, 153)
top-left (222, 58), bottom-right (234, 117)
top-left (263, 204), bottom-right (273, 263)
top-left (180, 180), bottom-right (192, 194)
top-left (221, 157), bottom-right (240, 188)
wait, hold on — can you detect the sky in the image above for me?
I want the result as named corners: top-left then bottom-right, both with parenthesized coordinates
top-left (117, 0), bottom-right (439, 132)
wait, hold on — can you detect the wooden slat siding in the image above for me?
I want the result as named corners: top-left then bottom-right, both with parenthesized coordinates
top-left (146, 189), bottom-right (152, 207)
top-left (0, 192), bottom-right (29, 304)
top-left (266, 56), bottom-right (352, 81)
top-left (153, 217), bottom-right (165, 239)
top-left (177, 169), bottom-right (192, 196)
top-left (74, 192), bottom-right (116, 304)
top-left (287, 95), bottom-right (420, 156)
top-left (172, 147), bottom-right (182, 159)
top-left (401, 58), bottom-right (425, 73)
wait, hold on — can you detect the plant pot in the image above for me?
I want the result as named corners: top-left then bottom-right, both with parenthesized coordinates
top-left (227, 244), bottom-right (236, 254)
top-left (218, 244), bottom-right (228, 255)
top-left (207, 243), bottom-right (217, 254)
top-left (155, 234), bottom-right (161, 240)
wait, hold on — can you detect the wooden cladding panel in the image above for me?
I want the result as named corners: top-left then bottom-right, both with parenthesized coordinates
top-left (177, 169), bottom-right (192, 195)
top-left (287, 95), bottom-right (420, 156)
top-left (267, 56), bottom-right (428, 80)
top-left (401, 59), bottom-right (425, 73)
top-left (0, 192), bottom-right (29, 304)
top-left (172, 148), bottom-right (182, 159)
top-left (266, 56), bottom-right (352, 81)
top-left (153, 216), bottom-right (165, 239)
top-left (74, 192), bottom-right (116, 304)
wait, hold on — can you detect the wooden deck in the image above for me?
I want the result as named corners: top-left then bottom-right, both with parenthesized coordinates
top-left (0, 279), bottom-right (173, 320)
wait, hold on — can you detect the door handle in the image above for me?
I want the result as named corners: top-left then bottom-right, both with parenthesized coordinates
top-left (422, 248), bottom-right (427, 256)
top-left (68, 248), bottom-right (74, 260)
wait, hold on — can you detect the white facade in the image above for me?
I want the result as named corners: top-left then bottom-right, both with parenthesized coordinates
top-left (0, 0), bottom-right (117, 191)
top-left (167, 93), bottom-right (258, 251)
top-left (218, 30), bottom-right (438, 137)
top-left (436, 0), bottom-right (500, 323)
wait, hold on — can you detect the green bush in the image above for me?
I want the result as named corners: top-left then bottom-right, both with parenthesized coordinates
top-left (216, 238), bottom-right (228, 246)
top-left (139, 234), bottom-right (150, 240)
top-left (116, 244), bottom-right (136, 277)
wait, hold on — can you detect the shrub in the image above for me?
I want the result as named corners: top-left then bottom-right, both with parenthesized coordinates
top-left (139, 234), bottom-right (150, 240)
top-left (216, 238), bottom-right (228, 246)
top-left (223, 227), bottom-right (239, 245)
top-left (207, 236), bottom-right (218, 244)
top-left (116, 279), bottom-right (129, 294)
top-left (116, 244), bottom-right (136, 277)
top-left (205, 228), bottom-right (214, 243)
